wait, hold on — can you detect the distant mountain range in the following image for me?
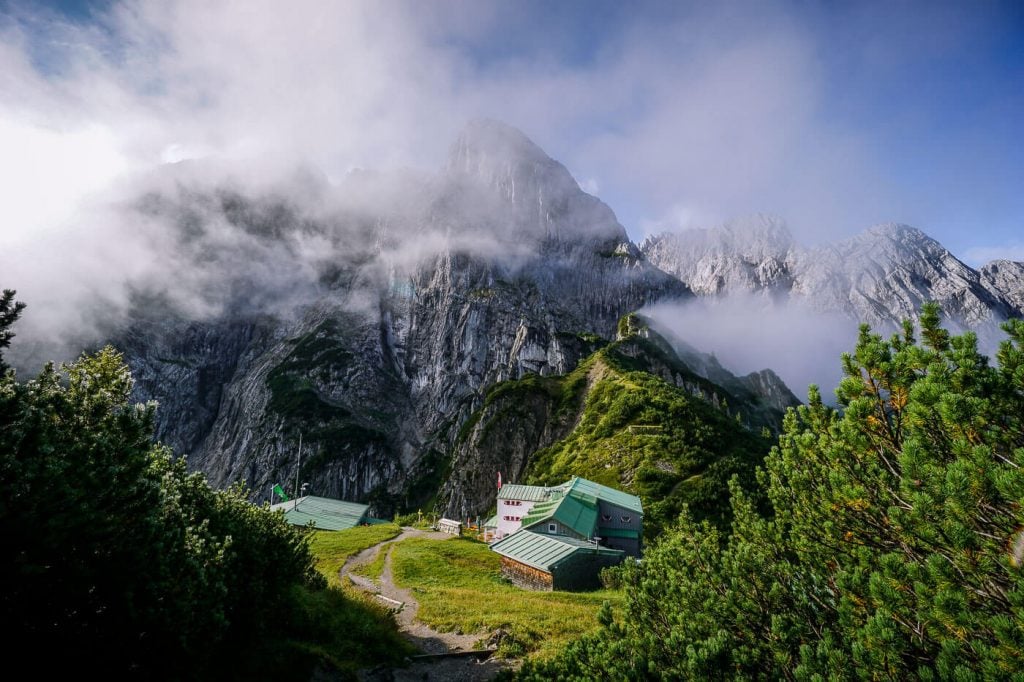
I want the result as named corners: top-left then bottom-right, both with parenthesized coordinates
top-left (642, 215), bottom-right (1023, 335)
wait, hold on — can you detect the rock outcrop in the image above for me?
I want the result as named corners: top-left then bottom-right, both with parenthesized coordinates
top-left (442, 324), bottom-right (800, 530)
top-left (981, 260), bottom-right (1024, 315)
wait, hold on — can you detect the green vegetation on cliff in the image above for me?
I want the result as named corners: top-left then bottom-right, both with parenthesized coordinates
top-left (528, 342), bottom-right (771, 537)
top-left (266, 317), bottom-right (391, 479)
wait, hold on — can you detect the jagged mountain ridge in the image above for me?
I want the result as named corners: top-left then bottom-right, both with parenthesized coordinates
top-left (642, 216), bottom-right (1024, 334)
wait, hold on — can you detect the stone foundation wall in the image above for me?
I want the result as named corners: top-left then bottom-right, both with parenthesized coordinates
top-left (501, 557), bottom-right (553, 591)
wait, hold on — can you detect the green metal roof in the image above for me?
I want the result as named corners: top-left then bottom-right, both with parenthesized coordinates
top-left (491, 530), bottom-right (621, 572)
top-left (521, 491), bottom-right (599, 537)
top-left (520, 500), bottom-right (557, 529)
top-left (271, 495), bottom-right (369, 531)
top-left (564, 477), bottom-right (643, 514)
top-left (497, 484), bottom-right (551, 502)
top-left (483, 514), bottom-right (499, 528)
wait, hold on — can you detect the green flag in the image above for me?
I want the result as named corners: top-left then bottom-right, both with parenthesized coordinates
top-left (273, 483), bottom-right (288, 502)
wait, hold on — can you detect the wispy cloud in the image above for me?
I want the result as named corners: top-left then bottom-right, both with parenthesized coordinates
top-left (963, 243), bottom-right (1024, 267)
top-left (0, 0), bottom-right (944, 248)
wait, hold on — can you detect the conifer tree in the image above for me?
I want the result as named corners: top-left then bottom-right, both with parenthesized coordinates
top-left (0, 288), bottom-right (25, 372)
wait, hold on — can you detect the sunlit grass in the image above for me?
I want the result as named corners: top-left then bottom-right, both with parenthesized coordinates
top-left (390, 536), bottom-right (622, 659)
top-left (308, 524), bottom-right (401, 587)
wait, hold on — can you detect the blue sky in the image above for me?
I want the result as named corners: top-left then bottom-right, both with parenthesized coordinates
top-left (1, 0), bottom-right (1022, 262)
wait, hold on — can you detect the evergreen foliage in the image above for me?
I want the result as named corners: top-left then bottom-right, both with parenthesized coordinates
top-left (519, 305), bottom-right (1024, 680)
top-left (0, 294), bottom-right (406, 679)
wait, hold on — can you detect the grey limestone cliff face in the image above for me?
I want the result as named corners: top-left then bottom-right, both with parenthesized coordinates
top-left (643, 220), bottom-right (1024, 334)
top-left (118, 308), bottom-right (263, 458)
top-left (981, 260), bottom-right (1024, 315)
top-left (117, 120), bottom-right (689, 513)
top-left (442, 386), bottom-right (562, 520)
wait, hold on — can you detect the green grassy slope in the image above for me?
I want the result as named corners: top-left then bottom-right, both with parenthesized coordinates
top-left (390, 537), bottom-right (621, 659)
top-left (308, 524), bottom-right (402, 587)
top-left (527, 342), bottom-right (772, 537)
top-left (301, 525), bottom-right (414, 676)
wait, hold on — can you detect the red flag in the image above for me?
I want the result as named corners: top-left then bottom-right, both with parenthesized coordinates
top-left (497, 471), bottom-right (502, 489)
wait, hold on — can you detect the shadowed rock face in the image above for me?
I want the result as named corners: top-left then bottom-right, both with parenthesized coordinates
top-left (643, 219), bottom-right (1024, 335)
top-left (115, 120), bottom-right (690, 514)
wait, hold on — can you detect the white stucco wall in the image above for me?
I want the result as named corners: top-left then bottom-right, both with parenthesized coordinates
top-left (496, 498), bottom-right (538, 539)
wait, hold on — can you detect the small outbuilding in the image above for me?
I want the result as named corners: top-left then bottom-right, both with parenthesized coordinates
top-left (481, 514), bottom-right (499, 542)
top-left (490, 530), bottom-right (624, 591)
top-left (437, 518), bottom-right (462, 535)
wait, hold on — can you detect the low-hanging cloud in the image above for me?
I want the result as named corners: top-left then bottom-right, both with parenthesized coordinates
top-left (644, 294), bottom-right (861, 402)
top-left (2, 156), bottom-right (556, 372)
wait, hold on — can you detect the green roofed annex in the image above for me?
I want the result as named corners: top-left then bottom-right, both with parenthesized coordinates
top-left (491, 530), bottom-right (624, 591)
top-left (519, 491), bottom-right (599, 538)
top-left (271, 495), bottom-right (376, 531)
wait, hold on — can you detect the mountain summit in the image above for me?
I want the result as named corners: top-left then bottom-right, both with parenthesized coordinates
top-left (111, 122), bottom-right (689, 515)
top-left (444, 118), bottom-right (625, 243)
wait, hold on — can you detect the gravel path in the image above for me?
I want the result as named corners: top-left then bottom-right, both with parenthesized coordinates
top-left (342, 528), bottom-right (509, 682)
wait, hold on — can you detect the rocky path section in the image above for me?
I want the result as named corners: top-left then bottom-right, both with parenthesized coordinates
top-left (342, 528), bottom-right (507, 681)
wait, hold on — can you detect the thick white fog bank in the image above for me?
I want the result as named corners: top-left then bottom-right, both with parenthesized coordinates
top-left (644, 295), bottom-right (860, 402)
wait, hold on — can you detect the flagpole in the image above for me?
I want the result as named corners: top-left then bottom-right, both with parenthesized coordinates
top-left (295, 433), bottom-right (303, 503)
